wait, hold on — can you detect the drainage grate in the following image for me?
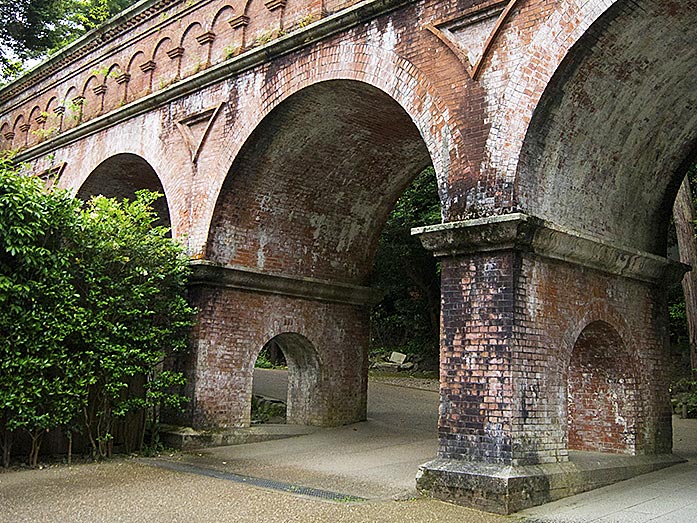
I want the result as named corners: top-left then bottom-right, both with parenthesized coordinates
top-left (142, 459), bottom-right (366, 503)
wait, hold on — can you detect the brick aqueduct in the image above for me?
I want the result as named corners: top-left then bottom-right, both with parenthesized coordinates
top-left (1, 0), bottom-right (696, 513)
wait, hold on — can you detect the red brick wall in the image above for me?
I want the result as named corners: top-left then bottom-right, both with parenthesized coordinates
top-left (181, 285), bottom-right (369, 429)
top-left (438, 251), bottom-right (516, 464)
top-left (437, 251), bottom-right (672, 465)
top-left (567, 321), bottom-right (640, 454)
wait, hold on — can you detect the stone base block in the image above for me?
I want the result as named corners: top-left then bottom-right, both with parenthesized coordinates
top-left (416, 452), bottom-right (686, 514)
top-left (160, 424), bottom-right (316, 450)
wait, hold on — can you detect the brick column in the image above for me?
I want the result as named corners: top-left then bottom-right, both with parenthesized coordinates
top-left (413, 214), bottom-right (686, 514)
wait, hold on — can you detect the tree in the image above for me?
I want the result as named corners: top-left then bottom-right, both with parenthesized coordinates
top-left (0, 155), bottom-right (86, 467)
top-left (370, 167), bottom-right (441, 356)
top-left (69, 191), bottom-right (194, 458)
top-left (673, 173), bottom-right (697, 380)
top-left (1, 0), bottom-right (137, 81)
top-left (0, 157), bottom-right (194, 466)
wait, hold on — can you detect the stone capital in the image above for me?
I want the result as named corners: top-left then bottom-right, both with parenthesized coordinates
top-left (412, 213), bottom-right (688, 285)
top-left (189, 261), bottom-right (382, 307)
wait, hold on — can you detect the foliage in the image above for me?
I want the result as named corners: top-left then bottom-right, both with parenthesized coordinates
top-left (254, 341), bottom-right (286, 369)
top-left (69, 191), bottom-right (195, 459)
top-left (0, 159), bottom-right (194, 466)
top-left (0, 0), bottom-right (137, 82)
top-left (671, 379), bottom-right (697, 418)
top-left (250, 395), bottom-right (286, 424)
top-left (668, 164), bottom-right (697, 368)
top-left (369, 167), bottom-right (441, 356)
top-left (254, 352), bottom-right (274, 369)
top-left (0, 156), bottom-right (85, 467)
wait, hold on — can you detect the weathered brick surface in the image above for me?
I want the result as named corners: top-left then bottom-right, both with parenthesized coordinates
top-left (182, 285), bottom-right (369, 429)
top-left (438, 250), bottom-right (671, 466)
top-left (567, 321), bottom-right (640, 454)
top-left (0, 0), bottom-right (693, 510)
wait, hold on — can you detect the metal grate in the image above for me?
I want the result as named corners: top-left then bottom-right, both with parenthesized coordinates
top-left (142, 459), bottom-right (365, 503)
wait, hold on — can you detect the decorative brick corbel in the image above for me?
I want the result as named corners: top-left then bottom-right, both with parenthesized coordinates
top-left (264, 0), bottom-right (286, 10)
top-left (19, 123), bottom-right (30, 132)
top-left (3, 131), bottom-right (15, 141)
top-left (140, 60), bottom-right (156, 73)
top-left (229, 15), bottom-right (250, 29)
top-left (115, 73), bottom-right (131, 85)
top-left (196, 32), bottom-right (216, 45)
top-left (167, 47), bottom-right (185, 59)
top-left (92, 84), bottom-right (107, 96)
top-left (35, 113), bottom-right (48, 124)
top-left (54, 106), bottom-right (66, 115)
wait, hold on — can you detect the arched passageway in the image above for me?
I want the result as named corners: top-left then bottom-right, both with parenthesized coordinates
top-left (251, 333), bottom-right (320, 425)
top-left (186, 79), bottom-right (439, 431)
top-left (76, 153), bottom-right (171, 228)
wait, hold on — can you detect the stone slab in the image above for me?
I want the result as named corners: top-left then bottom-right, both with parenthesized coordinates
top-left (160, 424), bottom-right (317, 450)
top-left (415, 452), bottom-right (686, 515)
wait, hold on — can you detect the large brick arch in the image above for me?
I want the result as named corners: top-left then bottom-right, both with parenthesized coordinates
top-left (205, 78), bottom-right (433, 284)
top-left (194, 38), bottom-right (457, 259)
top-left (512, 0), bottom-right (697, 254)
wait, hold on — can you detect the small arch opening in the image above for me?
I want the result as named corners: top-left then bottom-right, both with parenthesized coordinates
top-left (251, 333), bottom-right (320, 426)
top-left (76, 153), bottom-right (171, 229)
top-left (567, 321), bottom-right (641, 454)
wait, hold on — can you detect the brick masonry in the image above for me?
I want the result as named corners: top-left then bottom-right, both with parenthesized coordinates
top-left (183, 284), bottom-right (369, 428)
top-left (0, 0), bottom-right (694, 513)
top-left (436, 248), bottom-right (672, 466)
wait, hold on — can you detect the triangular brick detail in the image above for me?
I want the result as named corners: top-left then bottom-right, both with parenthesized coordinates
top-left (427, 0), bottom-right (518, 79)
top-left (176, 102), bottom-right (225, 163)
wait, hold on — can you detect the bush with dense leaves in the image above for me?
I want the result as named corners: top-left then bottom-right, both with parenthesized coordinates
top-left (0, 158), bottom-right (194, 466)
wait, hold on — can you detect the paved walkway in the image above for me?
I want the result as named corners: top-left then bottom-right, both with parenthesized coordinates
top-left (1, 370), bottom-right (696, 522)
top-left (519, 416), bottom-right (697, 522)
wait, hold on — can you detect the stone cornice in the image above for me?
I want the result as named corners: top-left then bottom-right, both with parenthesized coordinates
top-left (13, 0), bottom-right (413, 163)
top-left (189, 261), bottom-right (382, 307)
top-left (412, 213), bottom-right (688, 285)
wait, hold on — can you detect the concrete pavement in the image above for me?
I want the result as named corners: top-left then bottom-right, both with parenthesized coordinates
top-left (0, 459), bottom-right (509, 523)
top-left (190, 368), bottom-right (440, 500)
top-left (519, 416), bottom-right (697, 522)
top-left (0, 371), bottom-right (508, 522)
